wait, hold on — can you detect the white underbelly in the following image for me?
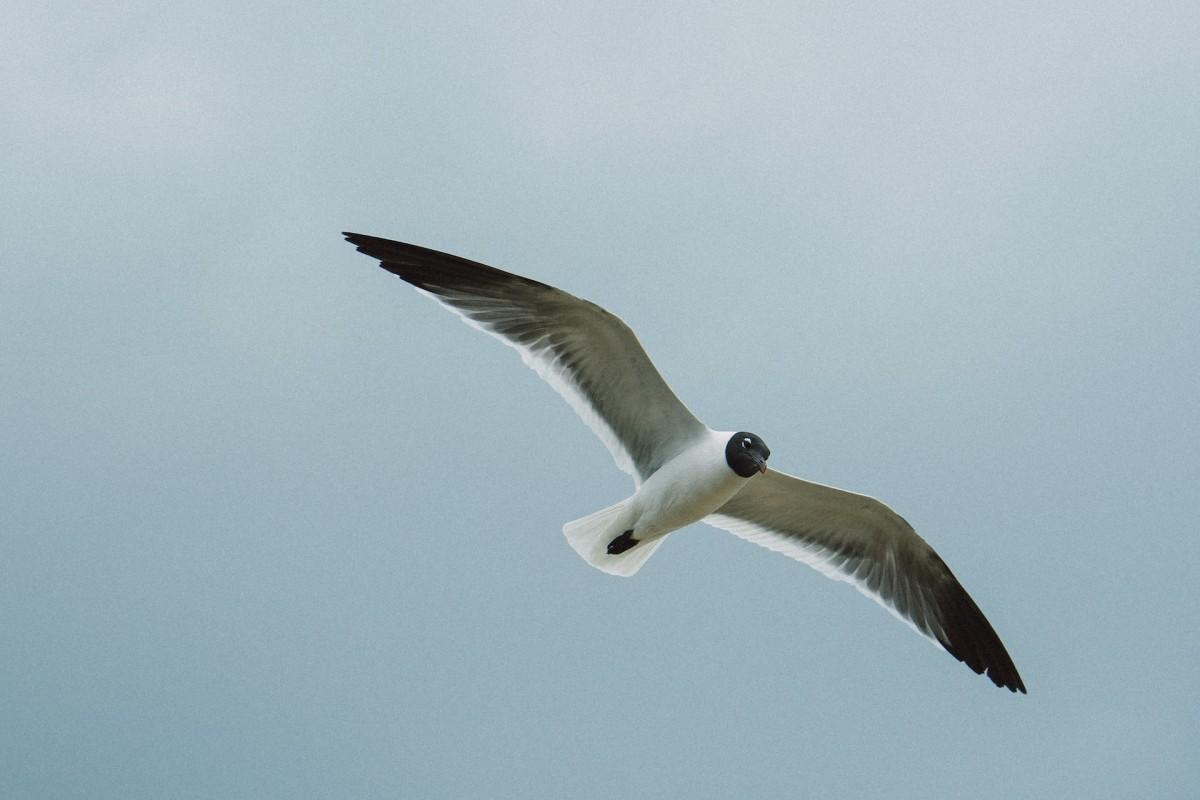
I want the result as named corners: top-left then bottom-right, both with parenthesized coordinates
top-left (629, 430), bottom-right (755, 538)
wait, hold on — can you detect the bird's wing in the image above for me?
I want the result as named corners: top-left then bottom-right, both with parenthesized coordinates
top-left (706, 469), bottom-right (1025, 692)
top-left (344, 233), bottom-right (708, 483)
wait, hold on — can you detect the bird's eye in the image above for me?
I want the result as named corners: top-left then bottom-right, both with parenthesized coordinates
top-left (741, 437), bottom-right (752, 448)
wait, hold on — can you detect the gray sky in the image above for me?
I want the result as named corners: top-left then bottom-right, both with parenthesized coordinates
top-left (3, 1), bottom-right (1198, 797)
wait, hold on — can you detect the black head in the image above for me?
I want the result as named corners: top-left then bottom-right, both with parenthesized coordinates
top-left (725, 431), bottom-right (770, 478)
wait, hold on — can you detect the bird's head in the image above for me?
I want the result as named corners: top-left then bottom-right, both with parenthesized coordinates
top-left (725, 431), bottom-right (770, 478)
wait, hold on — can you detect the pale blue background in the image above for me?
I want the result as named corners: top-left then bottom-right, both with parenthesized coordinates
top-left (3, 2), bottom-right (1198, 797)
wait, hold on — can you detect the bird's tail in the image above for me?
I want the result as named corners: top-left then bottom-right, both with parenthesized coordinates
top-left (562, 499), bottom-right (666, 577)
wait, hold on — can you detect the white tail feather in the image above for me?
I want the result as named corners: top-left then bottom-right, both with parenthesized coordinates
top-left (562, 499), bottom-right (666, 577)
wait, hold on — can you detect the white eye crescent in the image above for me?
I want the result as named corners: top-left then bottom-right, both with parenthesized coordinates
top-left (741, 437), bottom-right (752, 448)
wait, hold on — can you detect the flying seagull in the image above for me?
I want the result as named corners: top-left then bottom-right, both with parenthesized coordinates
top-left (343, 232), bottom-right (1026, 693)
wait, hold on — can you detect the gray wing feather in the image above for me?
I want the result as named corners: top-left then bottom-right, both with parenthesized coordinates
top-left (707, 470), bottom-right (1025, 692)
top-left (344, 233), bottom-right (708, 483)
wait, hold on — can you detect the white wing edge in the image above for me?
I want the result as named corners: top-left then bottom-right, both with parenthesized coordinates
top-left (412, 287), bottom-right (642, 483)
top-left (703, 512), bottom-right (948, 651)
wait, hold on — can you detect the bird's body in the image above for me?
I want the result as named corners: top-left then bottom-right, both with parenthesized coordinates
top-left (563, 428), bottom-right (762, 576)
top-left (632, 429), bottom-right (753, 539)
top-left (344, 231), bottom-right (1026, 693)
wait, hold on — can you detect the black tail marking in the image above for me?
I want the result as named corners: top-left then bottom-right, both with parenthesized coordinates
top-left (607, 530), bottom-right (639, 555)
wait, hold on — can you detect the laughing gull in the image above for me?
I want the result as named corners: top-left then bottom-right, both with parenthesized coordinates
top-left (344, 232), bottom-right (1026, 693)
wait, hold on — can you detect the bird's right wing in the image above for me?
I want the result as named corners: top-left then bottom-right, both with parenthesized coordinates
top-left (344, 233), bottom-right (708, 483)
top-left (707, 469), bottom-right (1025, 692)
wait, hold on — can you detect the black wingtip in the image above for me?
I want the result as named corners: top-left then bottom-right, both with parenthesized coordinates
top-left (923, 551), bottom-right (1027, 694)
top-left (340, 231), bottom-right (444, 279)
top-left (342, 231), bottom-right (391, 262)
top-left (340, 232), bottom-right (560, 295)
top-left (342, 231), bottom-right (389, 254)
top-left (988, 663), bottom-right (1027, 694)
top-left (1000, 660), bottom-right (1027, 694)
top-left (946, 645), bottom-right (1026, 694)
top-left (940, 616), bottom-right (1027, 694)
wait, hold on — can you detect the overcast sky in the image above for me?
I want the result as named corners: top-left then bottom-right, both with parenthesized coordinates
top-left (3, 2), bottom-right (1198, 798)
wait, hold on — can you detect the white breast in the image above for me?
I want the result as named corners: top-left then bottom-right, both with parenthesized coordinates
top-left (629, 429), bottom-right (755, 539)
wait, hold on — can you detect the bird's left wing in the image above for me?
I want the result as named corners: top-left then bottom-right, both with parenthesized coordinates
top-left (706, 469), bottom-right (1025, 692)
top-left (344, 233), bottom-right (708, 483)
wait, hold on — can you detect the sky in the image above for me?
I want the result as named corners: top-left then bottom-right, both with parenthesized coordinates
top-left (2, 1), bottom-right (1198, 797)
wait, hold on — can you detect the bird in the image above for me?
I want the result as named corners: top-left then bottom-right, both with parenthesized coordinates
top-left (343, 231), bottom-right (1026, 693)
